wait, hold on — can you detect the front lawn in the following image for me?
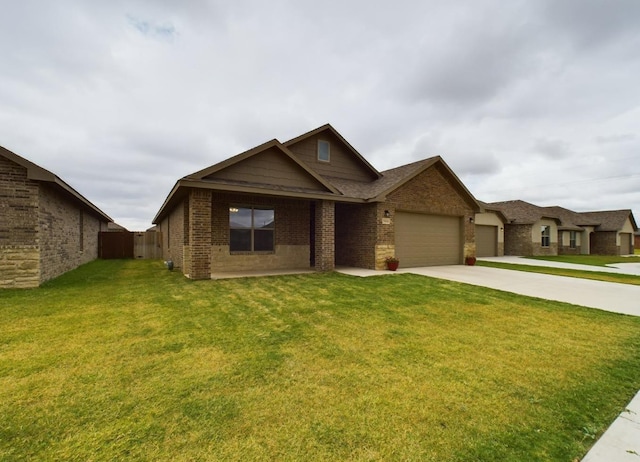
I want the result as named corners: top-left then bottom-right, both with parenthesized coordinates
top-left (2, 260), bottom-right (640, 461)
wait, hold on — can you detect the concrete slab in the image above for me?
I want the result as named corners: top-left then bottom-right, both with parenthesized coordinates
top-left (480, 256), bottom-right (640, 276)
top-left (335, 267), bottom-right (389, 277)
top-left (582, 391), bottom-right (640, 462)
top-left (211, 269), bottom-right (315, 279)
top-left (395, 265), bottom-right (640, 316)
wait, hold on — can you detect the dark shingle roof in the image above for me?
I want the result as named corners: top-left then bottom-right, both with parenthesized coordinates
top-left (487, 200), bottom-right (637, 232)
top-left (487, 200), bottom-right (560, 225)
top-left (579, 210), bottom-right (637, 231)
top-left (326, 158), bottom-right (436, 200)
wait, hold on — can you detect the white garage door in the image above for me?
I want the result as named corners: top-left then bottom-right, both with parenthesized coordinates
top-left (395, 212), bottom-right (461, 267)
top-left (476, 225), bottom-right (498, 257)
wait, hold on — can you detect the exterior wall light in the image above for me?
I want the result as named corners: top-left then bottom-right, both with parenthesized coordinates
top-left (384, 210), bottom-right (391, 218)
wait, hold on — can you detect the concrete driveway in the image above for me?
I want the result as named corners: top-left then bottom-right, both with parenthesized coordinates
top-left (396, 265), bottom-right (640, 316)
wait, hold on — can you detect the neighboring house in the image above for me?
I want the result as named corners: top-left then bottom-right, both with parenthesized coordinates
top-left (483, 200), bottom-right (637, 256)
top-left (635, 231), bottom-right (640, 251)
top-left (153, 124), bottom-right (481, 279)
top-left (1, 146), bottom-right (112, 288)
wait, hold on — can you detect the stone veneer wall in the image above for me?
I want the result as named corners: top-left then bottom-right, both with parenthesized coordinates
top-left (0, 157), bottom-right (40, 287)
top-left (1, 156), bottom-right (107, 288)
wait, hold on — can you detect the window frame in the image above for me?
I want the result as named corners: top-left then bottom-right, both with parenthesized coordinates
top-left (317, 139), bottom-right (330, 163)
top-left (229, 205), bottom-right (275, 253)
top-left (541, 225), bottom-right (551, 248)
top-left (569, 230), bottom-right (577, 249)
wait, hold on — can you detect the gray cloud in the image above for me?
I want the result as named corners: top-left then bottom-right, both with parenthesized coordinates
top-left (1, 0), bottom-right (639, 229)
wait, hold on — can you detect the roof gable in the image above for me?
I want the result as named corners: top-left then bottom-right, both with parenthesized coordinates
top-left (185, 139), bottom-right (340, 194)
top-left (374, 156), bottom-right (480, 211)
top-left (284, 124), bottom-right (381, 182)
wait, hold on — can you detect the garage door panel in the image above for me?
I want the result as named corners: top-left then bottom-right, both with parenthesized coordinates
top-left (476, 225), bottom-right (498, 257)
top-left (395, 213), bottom-right (461, 267)
top-left (620, 233), bottom-right (631, 255)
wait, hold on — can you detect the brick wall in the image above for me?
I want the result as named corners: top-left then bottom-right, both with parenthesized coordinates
top-left (504, 223), bottom-right (560, 256)
top-left (590, 231), bottom-right (618, 255)
top-left (335, 203), bottom-right (378, 268)
top-left (385, 164), bottom-right (476, 262)
top-left (211, 192), bottom-right (310, 274)
top-left (161, 199), bottom-right (186, 269)
top-left (314, 200), bottom-right (335, 271)
top-left (38, 184), bottom-right (103, 283)
top-left (0, 157), bottom-right (40, 287)
top-left (188, 189), bottom-right (212, 279)
top-left (504, 224), bottom-right (532, 255)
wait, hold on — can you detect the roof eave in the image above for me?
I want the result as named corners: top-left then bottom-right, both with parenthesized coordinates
top-left (153, 179), bottom-right (367, 223)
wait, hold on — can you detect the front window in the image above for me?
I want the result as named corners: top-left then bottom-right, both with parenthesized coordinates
top-left (229, 206), bottom-right (274, 252)
top-left (541, 225), bottom-right (550, 247)
top-left (569, 231), bottom-right (577, 249)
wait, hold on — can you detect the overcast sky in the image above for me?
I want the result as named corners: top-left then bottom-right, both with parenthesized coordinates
top-left (1, 0), bottom-right (639, 230)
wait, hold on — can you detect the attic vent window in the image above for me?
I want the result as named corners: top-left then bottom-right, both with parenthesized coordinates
top-left (317, 140), bottom-right (330, 162)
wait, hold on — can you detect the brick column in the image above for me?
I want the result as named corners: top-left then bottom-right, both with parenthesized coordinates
top-left (188, 189), bottom-right (212, 279)
top-left (314, 200), bottom-right (335, 271)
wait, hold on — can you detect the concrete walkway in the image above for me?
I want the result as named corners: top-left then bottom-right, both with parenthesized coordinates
top-left (337, 259), bottom-right (640, 462)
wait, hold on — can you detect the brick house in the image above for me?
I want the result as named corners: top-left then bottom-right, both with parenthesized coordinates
top-left (1, 146), bottom-right (112, 288)
top-left (153, 124), bottom-right (481, 279)
top-left (478, 200), bottom-right (637, 256)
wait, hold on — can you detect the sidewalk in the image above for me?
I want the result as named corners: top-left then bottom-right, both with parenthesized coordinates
top-left (582, 391), bottom-right (640, 462)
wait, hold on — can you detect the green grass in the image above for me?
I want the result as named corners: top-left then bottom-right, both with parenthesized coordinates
top-left (527, 254), bottom-right (640, 267)
top-left (2, 260), bottom-right (640, 461)
top-left (477, 260), bottom-right (640, 286)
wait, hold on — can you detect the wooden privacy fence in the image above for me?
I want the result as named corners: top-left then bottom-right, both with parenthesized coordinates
top-left (99, 231), bottom-right (162, 259)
